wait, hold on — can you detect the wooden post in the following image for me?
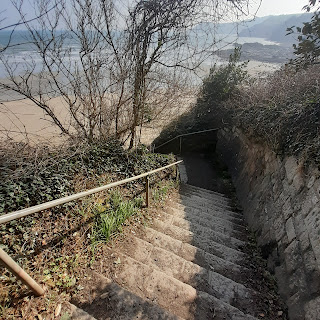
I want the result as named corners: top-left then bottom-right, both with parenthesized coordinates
top-left (145, 176), bottom-right (150, 207)
top-left (0, 247), bottom-right (45, 296)
top-left (179, 136), bottom-right (182, 154)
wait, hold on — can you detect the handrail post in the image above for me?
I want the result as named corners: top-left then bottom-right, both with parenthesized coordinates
top-left (0, 160), bottom-right (183, 298)
top-left (175, 165), bottom-right (179, 181)
top-left (145, 176), bottom-right (150, 207)
top-left (0, 247), bottom-right (45, 296)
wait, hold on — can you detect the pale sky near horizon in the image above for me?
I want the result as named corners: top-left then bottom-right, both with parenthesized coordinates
top-left (0, 0), bottom-right (312, 29)
top-left (253, 0), bottom-right (309, 17)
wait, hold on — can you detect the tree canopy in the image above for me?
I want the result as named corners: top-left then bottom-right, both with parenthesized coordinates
top-left (287, 0), bottom-right (320, 67)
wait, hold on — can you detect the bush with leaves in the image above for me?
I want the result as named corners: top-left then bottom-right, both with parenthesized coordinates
top-left (224, 64), bottom-right (320, 163)
top-left (153, 48), bottom-right (248, 146)
top-left (287, 0), bottom-right (320, 68)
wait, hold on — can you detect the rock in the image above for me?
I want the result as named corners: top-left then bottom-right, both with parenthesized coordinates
top-left (284, 157), bottom-right (298, 185)
top-left (285, 218), bottom-right (296, 243)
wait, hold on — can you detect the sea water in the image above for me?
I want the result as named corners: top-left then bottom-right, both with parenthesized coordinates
top-left (0, 29), bottom-right (280, 101)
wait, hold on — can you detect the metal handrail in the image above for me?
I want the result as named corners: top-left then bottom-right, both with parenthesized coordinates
top-left (0, 160), bottom-right (183, 296)
top-left (154, 128), bottom-right (219, 151)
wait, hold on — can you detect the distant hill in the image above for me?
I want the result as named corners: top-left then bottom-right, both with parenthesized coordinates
top-left (238, 13), bottom-right (313, 43)
top-left (216, 16), bottom-right (270, 35)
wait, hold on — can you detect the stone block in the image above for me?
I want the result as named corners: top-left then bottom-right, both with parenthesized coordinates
top-left (284, 240), bottom-right (300, 273)
top-left (285, 156), bottom-right (299, 184)
top-left (287, 292), bottom-right (306, 320)
top-left (301, 189), bottom-right (318, 219)
top-left (272, 180), bottom-right (281, 197)
top-left (293, 214), bottom-right (306, 237)
top-left (282, 178), bottom-right (291, 197)
top-left (312, 178), bottom-right (320, 201)
top-left (303, 250), bottom-right (319, 276)
top-left (288, 267), bottom-right (308, 295)
top-left (257, 230), bottom-right (272, 247)
top-left (275, 225), bottom-right (285, 242)
top-left (305, 297), bottom-right (320, 320)
top-left (286, 217), bottom-right (296, 243)
top-left (298, 230), bottom-right (311, 252)
top-left (307, 176), bottom-right (316, 189)
top-left (282, 197), bottom-right (293, 221)
top-left (292, 171), bottom-right (304, 193)
top-left (278, 159), bottom-right (286, 180)
top-left (305, 207), bottom-right (320, 267)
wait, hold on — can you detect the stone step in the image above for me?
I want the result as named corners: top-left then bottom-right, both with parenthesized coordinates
top-left (180, 183), bottom-right (228, 199)
top-left (116, 235), bottom-right (258, 314)
top-left (165, 205), bottom-right (246, 231)
top-left (169, 201), bottom-right (243, 220)
top-left (175, 194), bottom-right (234, 211)
top-left (71, 273), bottom-right (182, 320)
top-left (137, 226), bottom-right (250, 280)
top-left (149, 219), bottom-right (248, 265)
top-left (179, 190), bottom-right (231, 206)
top-left (156, 209), bottom-right (246, 242)
top-left (102, 248), bottom-right (258, 320)
top-left (166, 203), bottom-right (244, 225)
top-left (156, 211), bottom-right (245, 250)
top-left (170, 210), bottom-right (245, 236)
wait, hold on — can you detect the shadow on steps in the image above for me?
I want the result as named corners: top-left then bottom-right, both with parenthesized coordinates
top-left (70, 153), bottom-right (286, 320)
top-left (71, 271), bottom-right (182, 319)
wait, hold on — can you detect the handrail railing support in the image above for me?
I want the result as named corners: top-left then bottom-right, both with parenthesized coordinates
top-left (145, 176), bottom-right (150, 207)
top-left (0, 160), bottom-right (183, 296)
top-left (175, 164), bottom-right (180, 181)
top-left (154, 128), bottom-right (219, 151)
top-left (0, 247), bottom-right (45, 296)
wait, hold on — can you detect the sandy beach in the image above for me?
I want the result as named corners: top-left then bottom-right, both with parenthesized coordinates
top-left (0, 95), bottom-right (71, 145)
top-left (0, 91), bottom-right (195, 147)
top-left (0, 60), bottom-right (280, 146)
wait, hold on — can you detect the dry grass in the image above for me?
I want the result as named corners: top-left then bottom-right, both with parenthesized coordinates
top-left (227, 65), bottom-right (320, 162)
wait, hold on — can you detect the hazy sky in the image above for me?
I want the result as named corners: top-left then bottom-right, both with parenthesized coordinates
top-left (0, 0), bottom-right (312, 29)
top-left (254, 0), bottom-right (309, 17)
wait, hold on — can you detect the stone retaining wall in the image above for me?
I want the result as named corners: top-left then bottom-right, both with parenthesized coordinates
top-left (216, 127), bottom-right (320, 320)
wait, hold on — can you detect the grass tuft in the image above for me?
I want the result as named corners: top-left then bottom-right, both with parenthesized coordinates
top-left (92, 191), bottom-right (139, 244)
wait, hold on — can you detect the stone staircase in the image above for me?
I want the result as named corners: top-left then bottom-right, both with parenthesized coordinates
top-left (69, 183), bottom-right (265, 320)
